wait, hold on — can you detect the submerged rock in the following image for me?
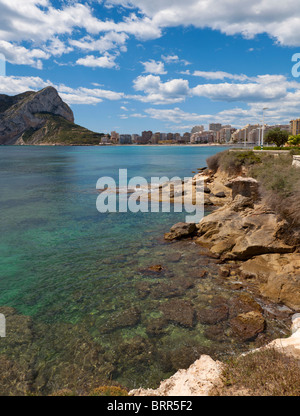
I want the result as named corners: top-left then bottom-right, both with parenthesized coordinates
top-left (146, 318), bottom-right (168, 337)
top-left (197, 304), bottom-right (229, 325)
top-left (159, 299), bottom-right (195, 328)
top-left (230, 311), bottom-right (265, 341)
top-left (101, 307), bottom-right (141, 333)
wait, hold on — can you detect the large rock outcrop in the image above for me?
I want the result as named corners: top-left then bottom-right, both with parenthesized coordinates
top-left (240, 253), bottom-right (300, 311)
top-left (196, 199), bottom-right (294, 260)
top-left (0, 87), bottom-right (104, 145)
top-left (0, 87), bottom-right (74, 145)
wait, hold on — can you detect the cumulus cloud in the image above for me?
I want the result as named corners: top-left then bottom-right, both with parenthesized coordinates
top-left (69, 32), bottom-right (128, 54)
top-left (133, 74), bottom-right (190, 104)
top-left (141, 60), bottom-right (167, 74)
top-left (0, 0), bottom-right (161, 68)
top-left (76, 53), bottom-right (118, 68)
top-left (105, 0), bottom-right (300, 47)
top-left (161, 54), bottom-right (190, 66)
top-left (3, 0), bottom-right (300, 71)
top-left (0, 40), bottom-right (49, 69)
top-left (130, 71), bottom-right (296, 105)
top-left (189, 70), bottom-right (250, 81)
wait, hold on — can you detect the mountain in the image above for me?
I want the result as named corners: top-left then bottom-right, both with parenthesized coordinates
top-left (0, 87), bottom-right (104, 145)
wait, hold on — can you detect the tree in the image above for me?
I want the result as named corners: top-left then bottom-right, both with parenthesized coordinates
top-left (288, 134), bottom-right (300, 146)
top-left (264, 128), bottom-right (289, 147)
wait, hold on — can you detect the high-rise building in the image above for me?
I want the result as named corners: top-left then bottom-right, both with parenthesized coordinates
top-left (119, 134), bottom-right (132, 144)
top-left (111, 131), bottom-right (119, 144)
top-left (290, 119), bottom-right (300, 135)
top-left (131, 134), bottom-right (139, 143)
top-left (209, 123), bottom-right (222, 132)
top-left (142, 131), bottom-right (153, 143)
top-left (216, 127), bottom-right (236, 143)
top-left (191, 125), bottom-right (204, 134)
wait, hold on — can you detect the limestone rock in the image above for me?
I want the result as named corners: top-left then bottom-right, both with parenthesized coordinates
top-left (164, 222), bottom-right (197, 241)
top-left (129, 355), bottom-right (223, 396)
top-left (262, 315), bottom-right (300, 359)
top-left (240, 253), bottom-right (300, 311)
top-left (0, 87), bottom-right (74, 144)
top-left (196, 202), bottom-right (294, 260)
top-left (226, 176), bottom-right (260, 202)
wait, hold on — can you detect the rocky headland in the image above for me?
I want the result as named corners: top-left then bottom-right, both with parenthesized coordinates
top-left (0, 87), bottom-right (104, 145)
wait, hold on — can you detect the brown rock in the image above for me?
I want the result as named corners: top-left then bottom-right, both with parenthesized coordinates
top-left (146, 318), bottom-right (168, 336)
top-left (101, 307), bottom-right (141, 333)
top-left (229, 293), bottom-right (262, 318)
top-left (230, 311), bottom-right (265, 341)
top-left (135, 282), bottom-right (151, 299)
top-left (164, 222), bottom-right (197, 241)
top-left (197, 304), bottom-right (229, 325)
top-left (226, 177), bottom-right (260, 202)
top-left (159, 299), bottom-right (195, 328)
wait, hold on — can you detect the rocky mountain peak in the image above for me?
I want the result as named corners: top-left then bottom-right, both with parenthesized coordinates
top-left (0, 86), bottom-right (74, 145)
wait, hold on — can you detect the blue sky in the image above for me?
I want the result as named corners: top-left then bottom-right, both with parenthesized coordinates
top-left (1, 0), bottom-right (300, 134)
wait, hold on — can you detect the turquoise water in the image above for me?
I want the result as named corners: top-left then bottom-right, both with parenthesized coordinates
top-left (0, 145), bottom-right (287, 395)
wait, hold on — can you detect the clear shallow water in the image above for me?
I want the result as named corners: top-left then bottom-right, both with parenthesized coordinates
top-left (0, 146), bottom-right (287, 394)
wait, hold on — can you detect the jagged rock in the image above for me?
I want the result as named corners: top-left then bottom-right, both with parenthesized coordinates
top-left (159, 299), bottom-right (195, 328)
top-left (0, 87), bottom-right (74, 144)
top-left (240, 254), bottom-right (300, 311)
top-left (196, 202), bottom-right (294, 260)
top-left (0, 87), bottom-right (103, 145)
top-left (230, 311), bottom-right (265, 341)
top-left (226, 177), bottom-right (260, 202)
top-left (129, 355), bottom-right (223, 396)
top-left (164, 222), bottom-right (197, 241)
top-left (214, 192), bottom-right (226, 198)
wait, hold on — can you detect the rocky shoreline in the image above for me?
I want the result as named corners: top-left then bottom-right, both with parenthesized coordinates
top-left (130, 162), bottom-right (300, 396)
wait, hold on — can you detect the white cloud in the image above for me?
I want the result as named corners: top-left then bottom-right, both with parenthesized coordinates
top-left (0, 40), bottom-right (49, 68)
top-left (192, 81), bottom-right (287, 102)
top-left (141, 60), bottom-right (167, 75)
top-left (105, 0), bottom-right (300, 47)
top-left (132, 74), bottom-right (190, 104)
top-left (190, 70), bottom-right (249, 81)
top-left (76, 53), bottom-right (118, 68)
top-left (0, 1), bottom-right (161, 68)
top-left (162, 54), bottom-right (190, 66)
top-left (69, 32), bottom-right (128, 54)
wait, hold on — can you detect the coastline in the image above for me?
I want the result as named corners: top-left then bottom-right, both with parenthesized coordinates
top-left (131, 151), bottom-right (300, 396)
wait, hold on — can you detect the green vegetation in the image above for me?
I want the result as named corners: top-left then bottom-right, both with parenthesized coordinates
top-left (206, 150), bottom-right (261, 175)
top-left (288, 134), bottom-right (300, 146)
top-left (264, 127), bottom-right (289, 147)
top-left (207, 149), bottom-right (300, 228)
top-left (22, 113), bottom-right (104, 145)
top-left (212, 348), bottom-right (300, 396)
top-left (253, 146), bottom-right (290, 150)
top-left (90, 386), bottom-right (128, 396)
